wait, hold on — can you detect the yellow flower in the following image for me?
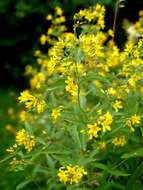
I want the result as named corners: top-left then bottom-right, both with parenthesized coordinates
top-left (128, 74), bottom-right (140, 88)
top-left (18, 90), bottom-right (34, 104)
top-left (36, 99), bottom-right (46, 114)
top-left (131, 114), bottom-right (141, 125)
top-left (58, 165), bottom-right (87, 184)
top-left (47, 28), bottom-right (53, 35)
top-left (100, 112), bottom-right (113, 132)
top-left (65, 77), bottom-right (78, 101)
top-left (107, 87), bottom-right (116, 96)
top-left (25, 65), bottom-right (34, 75)
top-left (55, 6), bottom-right (63, 16)
top-left (6, 144), bottom-right (17, 153)
top-left (19, 110), bottom-right (28, 122)
top-left (58, 167), bottom-right (68, 184)
top-left (30, 72), bottom-right (46, 89)
top-left (15, 129), bottom-right (36, 152)
top-left (126, 114), bottom-right (141, 132)
top-left (108, 29), bottom-right (114, 38)
top-left (112, 100), bottom-right (123, 112)
top-left (40, 34), bottom-right (47, 45)
top-left (46, 14), bottom-right (52, 20)
top-left (87, 123), bottom-right (101, 140)
top-left (34, 50), bottom-right (41, 57)
top-left (98, 141), bottom-right (106, 150)
top-left (112, 136), bottom-right (127, 147)
top-left (16, 129), bottom-right (27, 145)
top-left (9, 157), bottom-right (27, 171)
top-left (18, 91), bottom-right (46, 113)
top-left (51, 106), bottom-right (63, 123)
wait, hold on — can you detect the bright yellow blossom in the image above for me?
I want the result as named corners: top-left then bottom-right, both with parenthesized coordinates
top-left (112, 100), bottom-right (123, 112)
top-left (18, 91), bottom-right (46, 113)
top-left (46, 14), bottom-right (52, 20)
top-left (112, 136), bottom-right (127, 147)
top-left (87, 123), bottom-right (101, 140)
top-left (40, 34), bottom-right (47, 45)
top-left (65, 77), bottom-right (78, 101)
top-left (58, 165), bottom-right (87, 184)
top-left (55, 6), bottom-right (63, 16)
top-left (51, 106), bottom-right (63, 123)
top-left (126, 114), bottom-right (141, 132)
top-left (15, 129), bottom-right (36, 152)
top-left (100, 112), bottom-right (113, 132)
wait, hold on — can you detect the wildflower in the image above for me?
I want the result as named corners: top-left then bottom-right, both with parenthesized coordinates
top-left (107, 87), bottom-right (117, 96)
top-left (36, 99), bottom-right (47, 114)
top-left (18, 91), bottom-right (46, 113)
top-left (100, 112), bottom-right (113, 132)
top-left (19, 110), bottom-right (29, 122)
top-left (55, 6), bottom-right (63, 16)
top-left (74, 4), bottom-right (105, 29)
top-left (58, 165), bottom-right (87, 184)
top-left (9, 157), bottom-right (27, 171)
top-left (87, 123), bottom-right (101, 140)
top-left (126, 114), bottom-right (141, 132)
top-left (18, 90), bottom-right (37, 112)
top-left (15, 129), bottom-right (36, 152)
top-left (40, 34), bottom-right (47, 45)
top-left (47, 28), bottom-right (53, 35)
top-left (6, 144), bottom-right (17, 153)
top-left (112, 136), bottom-right (127, 147)
top-left (51, 106), bottom-right (63, 123)
top-left (128, 74), bottom-right (140, 88)
top-left (125, 42), bottom-right (134, 54)
top-left (98, 141), bottom-right (106, 150)
top-left (112, 100), bottom-right (123, 112)
top-left (46, 14), bottom-right (52, 21)
top-left (34, 50), bottom-right (41, 57)
top-left (25, 65), bottom-right (34, 75)
top-left (65, 77), bottom-right (78, 101)
top-left (16, 129), bottom-right (27, 145)
top-left (30, 72), bottom-right (46, 89)
top-left (108, 29), bottom-right (114, 38)
top-left (131, 114), bottom-right (141, 125)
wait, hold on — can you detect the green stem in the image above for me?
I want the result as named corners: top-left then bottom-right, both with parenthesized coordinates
top-left (113, 0), bottom-right (120, 38)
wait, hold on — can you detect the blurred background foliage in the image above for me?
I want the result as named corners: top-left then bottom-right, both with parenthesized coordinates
top-left (0, 0), bottom-right (143, 189)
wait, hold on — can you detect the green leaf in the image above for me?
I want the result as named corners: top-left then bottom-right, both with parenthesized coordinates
top-left (68, 125), bottom-right (81, 150)
top-left (46, 154), bottom-right (55, 169)
top-left (75, 47), bottom-right (84, 63)
top-left (122, 147), bottom-right (143, 159)
top-left (108, 169), bottom-right (130, 177)
top-left (16, 180), bottom-right (31, 190)
top-left (125, 162), bottom-right (143, 190)
top-left (84, 73), bottom-right (110, 83)
top-left (80, 95), bottom-right (86, 110)
top-left (94, 163), bottom-right (130, 176)
top-left (0, 154), bottom-right (13, 164)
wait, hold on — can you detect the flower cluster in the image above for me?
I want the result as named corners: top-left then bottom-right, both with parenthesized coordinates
top-left (18, 90), bottom-right (46, 113)
top-left (7, 129), bottom-right (36, 153)
top-left (58, 165), bottom-right (87, 184)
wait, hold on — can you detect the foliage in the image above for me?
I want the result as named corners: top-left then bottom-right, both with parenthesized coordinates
top-left (2, 4), bottom-right (143, 190)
